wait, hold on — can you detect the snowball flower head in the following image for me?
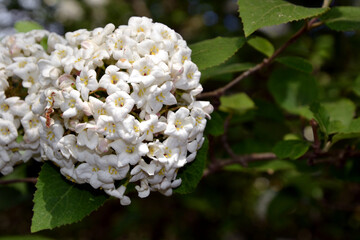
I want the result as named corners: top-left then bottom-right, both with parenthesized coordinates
top-left (0, 16), bottom-right (212, 205)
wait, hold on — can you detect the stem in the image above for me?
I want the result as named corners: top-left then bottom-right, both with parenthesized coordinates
top-left (0, 177), bottom-right (37, 185)
top-left (197, 17), bottom-right (322, 99)
top-left (310, 119), bottom-right (321, 153)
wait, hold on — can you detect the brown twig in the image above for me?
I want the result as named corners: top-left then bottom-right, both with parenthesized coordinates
top-left (310, 119), bottom-right (321, 153)
top-left (197, 18), bottom-right (321, 99)
top-left (0, 177), bottom-right (37, 185)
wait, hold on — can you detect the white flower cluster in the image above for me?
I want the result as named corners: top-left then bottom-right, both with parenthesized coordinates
top-left (0, 17), bottom-right (213, 205)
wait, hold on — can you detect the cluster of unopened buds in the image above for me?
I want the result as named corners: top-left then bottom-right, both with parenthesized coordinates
top-left (0, 17), bottom-right (212, 205)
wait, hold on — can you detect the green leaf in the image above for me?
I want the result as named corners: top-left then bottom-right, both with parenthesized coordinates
top-left (15, 21), bottom-right (43, 33)
top-left (310, 102), bottom-right (330, 135)
top-left (247, 36), bottom-right (274, 57)
top-left (323, 99), bottom-right (356, 134)
top-left (174, 138), bottom-right (208, 194)
top-left (273, 140), bottom-right (310, 160)
top-left (204, 111), bottom-right (225, 137)
top-left (190, 37), bottom-right (246, 70)
top-left (321, 6), bottom-right (360, 31)
top-left (332, 118), bottom-right (360, 144)
top-left (201, 62), bottom-right (254, 81)
top-left (238, 0), bottom-right (329, 37)
top-left (219, 93), bottom-right (255, 114)
top-left (268, 68), bottom-right (318, 119)
top-left (311, 99), bottom-right (356, 135)
top-left (31, 163), bottom-right (108, 232)
top-left (276, 56), bottom-right (313, 73)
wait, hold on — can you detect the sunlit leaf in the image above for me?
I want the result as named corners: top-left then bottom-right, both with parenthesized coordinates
top-left (190, 37), bottom-right (246, 70)
top-left (238, 0), bottom-right (329, 37)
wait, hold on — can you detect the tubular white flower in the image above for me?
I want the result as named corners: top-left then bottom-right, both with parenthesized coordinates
top-left (109, 138), bottom-right (149, 166)
top-left (99, 65), bottom-right (130, 95)
top-left (145, 81), bottom-right (177, 114)
top-left (164, 107), bottom-right (195, 141)
top-left (76, 66), bottom-right (99, 101)
top-left (105, 91), bottom-right (135, 121)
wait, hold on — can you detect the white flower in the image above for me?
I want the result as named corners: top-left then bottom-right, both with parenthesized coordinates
top-left (57, 134), bottom-right (78, 159)
top-left (174, 60), bottom-right (201, 90)
top-left (60, 90), bottom-right (85, 118)
top-left (130, 82), bottom-right (149, 109)
top-left (76, 66), bottom-right (99, 100)
top-left (106, 33), bottom-right (137, 60)
top-left (129, 56), bottom-right (170, 87)
top-left (65, 29), bottom-right (90, 46)
top-left (135, 179), bottom-right (151, 198)
top-left (139, 114), bottom-right (167, 141)
top-left (75, 123), bottom-right (99, 150)
top-left (105, 91), bottom-right (135, 121)
top-left (7, 57), bottom-right (37, 80)
top-left (96, 115), bottom-right (120, 140)
top-left (151, 23), bottom-right (177, 50)
top-left (39, 117), bottom-right (64, 149)
top-left (105, 185), bottom-right (131, 205)
top-left (130, 158), bottom-right (157, 182)
top-left (109, 138), bottom-right (148, 166)
top-left (0, 119), bottom-right (18, 145)
top-left (50, 44), bottom-right (74, 67)
top-left (128, 16), bottom-right (153, 40)
top-left (144, 81), bottom-right (177, 114)
top-left (89, 96), bottom-right (107, 121)
top-left (164, 107), bottom-right (195, 141)
top-left (116, 115), bottom-right (142, 143)
top-left (21, 112), bottom-right (41, 143)
top-left (98, 65), bottom-right (130, 94)
top-left (137, 39), bottom-right (168, 63)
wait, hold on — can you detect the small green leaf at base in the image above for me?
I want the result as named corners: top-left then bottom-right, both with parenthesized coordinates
top-left (31, 163), bottom-right (108, 233)
top-left (190, 37), bottom-right (246, 71)
top-left (174, 138), bottom-right (209, 194)
top-left (273, 140), bottom-right (310, 160)
top-left (238, 0), bottom-right (329, 37)
top-left (15, 21), bottom-right (43, 33)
